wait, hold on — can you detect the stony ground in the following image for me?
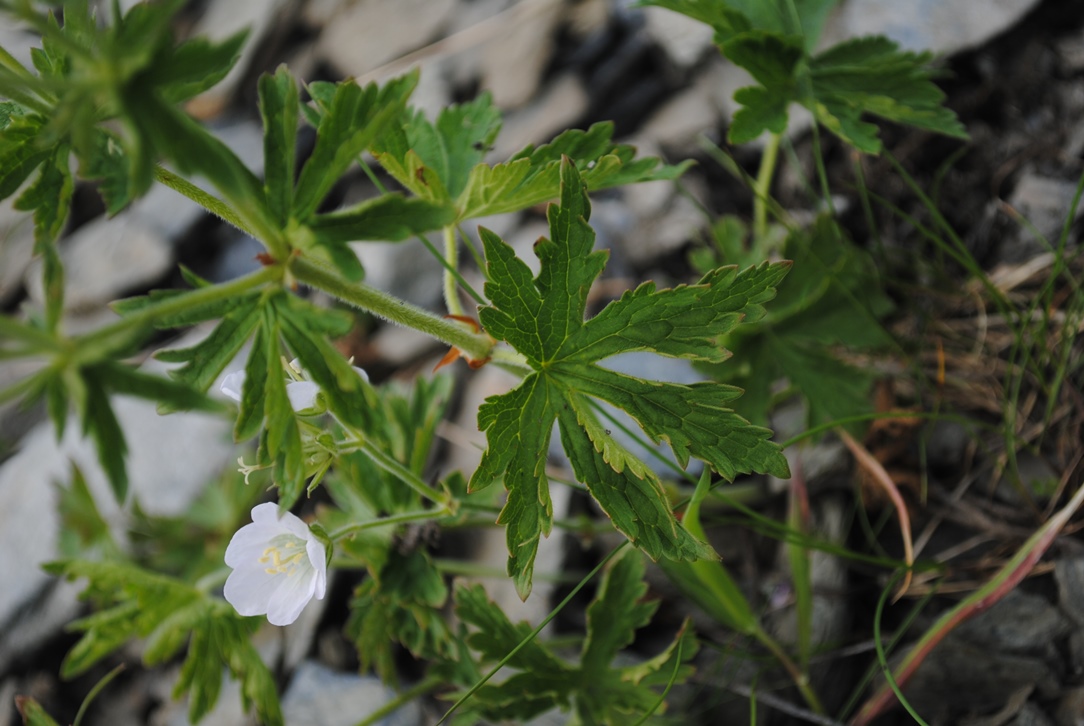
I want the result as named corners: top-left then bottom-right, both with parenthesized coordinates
top-left (1, 0), bottom-right (1083, 724)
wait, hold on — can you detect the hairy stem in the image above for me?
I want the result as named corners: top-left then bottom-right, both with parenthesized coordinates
top-left (753, 132), bottom-right (782, 243)
top-left (290, 255), bottom-right (494, 362)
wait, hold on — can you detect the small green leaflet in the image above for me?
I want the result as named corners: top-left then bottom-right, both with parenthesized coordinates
top-left (471, 159), bottom-right (790, 598)
top-left (47, 560), bottom-right (282, 726)
top-left (641, 0), bottom-right (967, 152)
top-left (260, 67), bottom-right (454, 279)
top-left (372, 93), bottom-right (691, 227)
top-left (453, 548), bottom-right (698, 724)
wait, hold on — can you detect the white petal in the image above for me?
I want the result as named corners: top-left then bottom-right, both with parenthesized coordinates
top-left (223, 524), bottom-right (282, 567)
top-left (223, 566), bottom-right (280, 617)
top-left (220, 370), bottom-right (246, 402)
top-left (249, 502), bottom-right (283, 526)
top-left (265, 569), bottom-right (317, 626)
top-left (286, 381), bottom-right (320, 412)
top-left (306, 539), bottom-right (328, 600)
top-left (276, 509), bottom-right (314, 540)
top-left (352, 366), bottom-right (370, 383)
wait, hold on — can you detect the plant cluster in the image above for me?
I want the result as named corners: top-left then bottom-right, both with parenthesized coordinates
top-left (1, 0), bottom-right (1026, 724)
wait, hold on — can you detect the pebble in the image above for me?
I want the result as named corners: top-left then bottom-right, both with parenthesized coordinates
top-left (316, 0), bottom-right (458, 76)
top-left (280, 660), bottom-right (421, 726)
top-left (492, 73), bottom-right (590, 159)
top-left (25, 216), bottom-right (172, 312)
top-left (186, 0), bottom-right (293, 118)
top-left (820, 0), bottom-right (1042, 54)
top-left (997, 172), bottom-right (1084, 264)
top-left (639, 3), bottom-right (716, 68)
top-left (0, 195), bottom-right (35, 306)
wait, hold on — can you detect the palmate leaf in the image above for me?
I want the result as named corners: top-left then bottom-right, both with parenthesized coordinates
top-left (472, 159), bottom-right (789, 598)
top-left (372, 92), bottom-right (690, 228)
top-left (641, 0), bottom-right (966, 151)
top-left (453, 548), bottom-right (698, 725)
top-left (47, 560), bottom-right (282, 726)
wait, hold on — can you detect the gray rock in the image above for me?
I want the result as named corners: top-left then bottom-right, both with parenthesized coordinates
top-left (0, 196), bottom-right (35, 305)
top-left (997, 172), bottom-right (1084, 264)
top-left (1056, 557), bottom-right (1084, 627)
top-left (954, 590), bottom-right (1070, 660)
top-left (25, 216), bottom-right (172, 312)
top-left (639, 4), bottom-right (715, 68)
top-left (281, 661), bottom-right (422, 726)
top-left (316, 0), bottom-right (458, 76)
top-left (477, 0), bottom-right (563, 109)
top-left (492, 74), bottom-right (589, 159)
top-left (901, 638), bottom-right (1058, 720)
top-left (1013, 701), bottom-right (1056, 726)
top-left (821, 0), bottom-right (1041, 55)
top-left (187, 0), bottom-right (293, 116)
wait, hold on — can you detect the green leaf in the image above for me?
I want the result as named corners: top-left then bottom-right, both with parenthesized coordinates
top-left (308, 194), bottom-right (456, 243)
top-left (49, 560), bottom-right (282, 726)
top-left (809, 36), bottom-right (968, 153)
top-left (701, 217), bottom-right (893, 433)
top-left (639, 0), bottom-right (838, 51)
top-left (80, 129), bottom-right (133, 215)
top-left (151, 29), bottom-right (250, 103)
top-left (127, 91), bottom-right (269, 220)
top-left (80, 367), bottom-right (129, 501)
top-left (473, 160), bottom-right (788, 594)
top-left (293, 71), bottom-right (419, 220)
top-left (374, 93), bottom-right (502, 202)
top-left (14, 697), bottom-right (61, 726)
top-left (156, 295), bottom-right (263, 393)
top-left (15, 141), bottom-right (73, 331)
top-left (347, 549), bottom-right (455, 682)
top-left (0, 113), bottom-right (50, 201)
top-left (457, 122), bottom-right (690, 221)
top-left (581, 548), bottom-right (655, 673)
top-left (452, 552), bottom-right (699, 725)
top-left (259, 66), bottom-right (299, 226)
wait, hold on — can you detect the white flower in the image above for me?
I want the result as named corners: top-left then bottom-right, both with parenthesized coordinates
top-left (219, 362), bottom-right (368, 413)
top-left (223, 503), bottom-right (328, 626)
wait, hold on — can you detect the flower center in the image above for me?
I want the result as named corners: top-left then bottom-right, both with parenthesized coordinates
top-left (259, 535), bottom-right (310, 576)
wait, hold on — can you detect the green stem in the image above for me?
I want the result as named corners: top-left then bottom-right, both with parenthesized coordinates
top-left (442, 225), bottom-right (465, 316)
top-left (154, 166), bottom-right (257, 238)
top-left (331, 507), bottom-right (442, 540)
top-left (290, 255), bottom-right (494, 362)
top-left (75, 265), bottom-right (281, 358)
top-left (753, 133), bottom-right (782, 243)
top-left (347, 436), bottom-right (446, 505)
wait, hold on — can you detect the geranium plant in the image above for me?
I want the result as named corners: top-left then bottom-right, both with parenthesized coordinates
top-left (0, 0), bottom-right (967, 723)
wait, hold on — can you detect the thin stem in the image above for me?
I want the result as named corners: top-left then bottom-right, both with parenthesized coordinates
top-left (331, 507), bottom-right (442, 540)
top-left (355, 438), bottom-right (447, 505)
top-left (290, 255), bottom-right (494, 362)
top-left (75, 265), bottom-right (281, 356)
top-left (753, 133), bottom-right (782, 243)
top-left (442, 225), bottom-right (465, 316)
top-left (153, 166), bottom-right (257, 238)
top-left (437, 543), bottom-right (629, 725)
top-left (353, 676), bottom-right (444, 726)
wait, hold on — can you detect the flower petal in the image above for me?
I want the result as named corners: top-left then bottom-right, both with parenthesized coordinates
top-left (220, 369), bottom-right (246, 402)
top-left (306, 538), bottom-right (328, 600)
top-left (265, 568), bottom-right (318, 626)
top-left (223, 566), bottom-right (281, 617)
top-left (286, 381), bottom-right (320, 412)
